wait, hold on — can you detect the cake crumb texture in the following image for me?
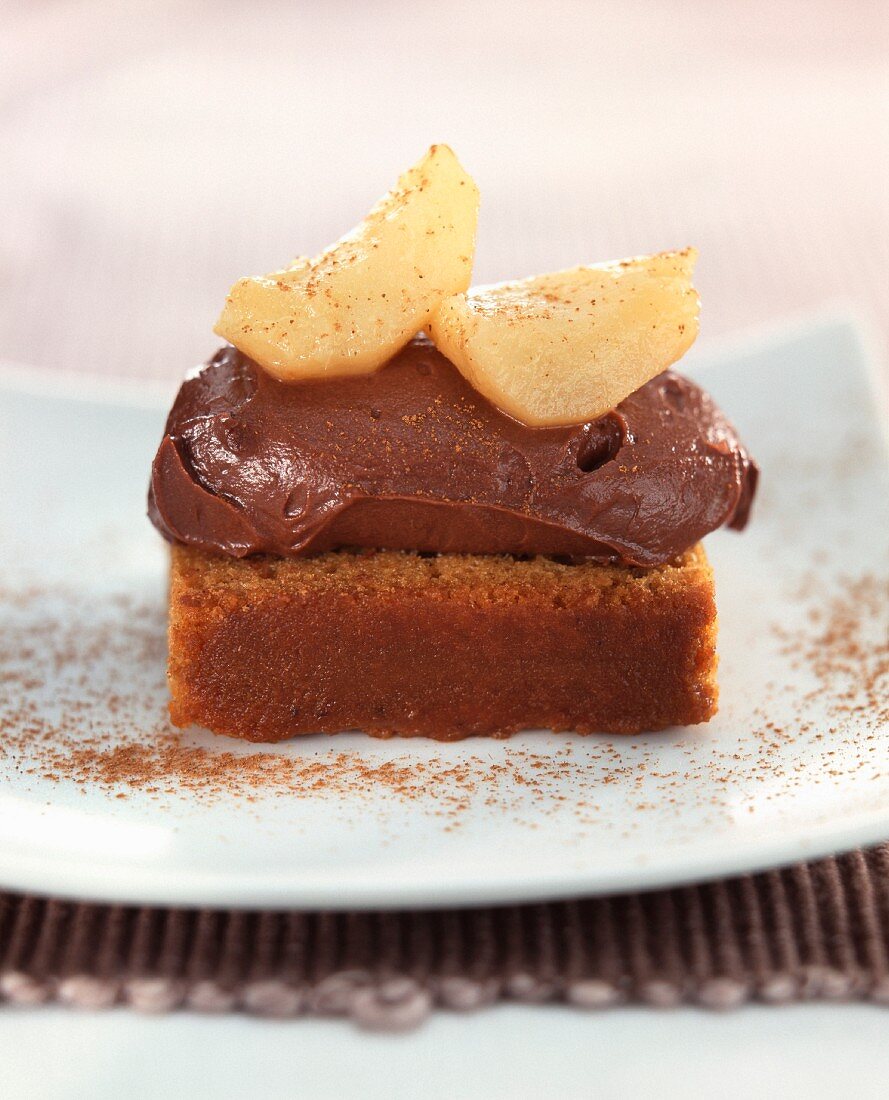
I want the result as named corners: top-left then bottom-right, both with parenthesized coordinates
top-left (167, 545), bottom-right (719, 741)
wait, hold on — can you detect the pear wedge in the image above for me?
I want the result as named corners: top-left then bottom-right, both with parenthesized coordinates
top-left (429, 249), bottom-right (700, 426)
top-left (215, 145), bottom-right (479, 380)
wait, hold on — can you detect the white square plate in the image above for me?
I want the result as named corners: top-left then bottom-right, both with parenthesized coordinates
top-left (0, 316), bottom-right (886, 908)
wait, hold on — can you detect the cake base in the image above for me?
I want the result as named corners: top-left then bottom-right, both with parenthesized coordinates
top-left (167, 544), bottom-right (718, 742)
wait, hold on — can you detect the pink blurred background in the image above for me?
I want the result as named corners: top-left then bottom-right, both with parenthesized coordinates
top-left (1, 0), bottom-right (887, 381)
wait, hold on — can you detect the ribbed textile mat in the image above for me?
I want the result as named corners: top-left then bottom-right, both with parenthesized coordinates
top-left (3, 847), bottom-right (888, 1030)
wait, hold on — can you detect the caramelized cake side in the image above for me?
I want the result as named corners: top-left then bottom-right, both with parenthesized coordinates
top-left (167, 544), bottom-right (718, 742)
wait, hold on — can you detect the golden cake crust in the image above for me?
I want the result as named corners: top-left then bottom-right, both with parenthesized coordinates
top-left (167, 545), bottom-right (718, 741)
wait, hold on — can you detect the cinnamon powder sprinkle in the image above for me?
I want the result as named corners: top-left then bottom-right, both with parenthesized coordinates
top-left (779, 572), bottom-right (887, 726)
top-left (0, 563), bottom-right (886, 823)
top-left (0, 585), bottom-right (596, 815)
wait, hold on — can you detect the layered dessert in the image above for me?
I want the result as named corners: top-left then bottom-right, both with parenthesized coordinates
top-left (148, 146), bottom-right (757, 741)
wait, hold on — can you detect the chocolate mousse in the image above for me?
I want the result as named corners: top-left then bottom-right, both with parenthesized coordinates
top-left (150, 338), bottom-right (756, 566)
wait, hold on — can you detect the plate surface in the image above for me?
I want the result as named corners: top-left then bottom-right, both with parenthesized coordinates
top-left (0, 317), bottom-right (887, 909)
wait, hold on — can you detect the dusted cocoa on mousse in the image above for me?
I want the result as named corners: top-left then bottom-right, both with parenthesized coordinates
top-left (149, 338), bottom-right (756, 567)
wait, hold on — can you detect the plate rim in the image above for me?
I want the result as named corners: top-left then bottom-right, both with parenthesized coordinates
top-left (2, 806), bottom-right (889, 910)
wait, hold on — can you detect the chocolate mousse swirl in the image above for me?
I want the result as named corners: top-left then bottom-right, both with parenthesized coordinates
top-left (148, 337), bottom-right (757, 566)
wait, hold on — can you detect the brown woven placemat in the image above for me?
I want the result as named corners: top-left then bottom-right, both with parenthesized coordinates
top-left (3, 846), bottom-right (888, 1030)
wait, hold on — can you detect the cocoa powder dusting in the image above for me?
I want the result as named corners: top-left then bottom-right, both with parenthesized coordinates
top-left (750, 571), bottom-right (888, 750)
top-left (0, 562), bottom-right (886, 826)
top-left (779, 572), bottom-right (887, 726)
top-left (0, 584), bottom-right (591, 816)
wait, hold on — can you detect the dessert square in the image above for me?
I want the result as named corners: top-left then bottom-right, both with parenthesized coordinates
top-left (150, 145), bottom-right (756, 741)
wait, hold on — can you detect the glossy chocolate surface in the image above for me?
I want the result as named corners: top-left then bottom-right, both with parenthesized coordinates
top-left (149, 338), bottom-right (757, 565)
